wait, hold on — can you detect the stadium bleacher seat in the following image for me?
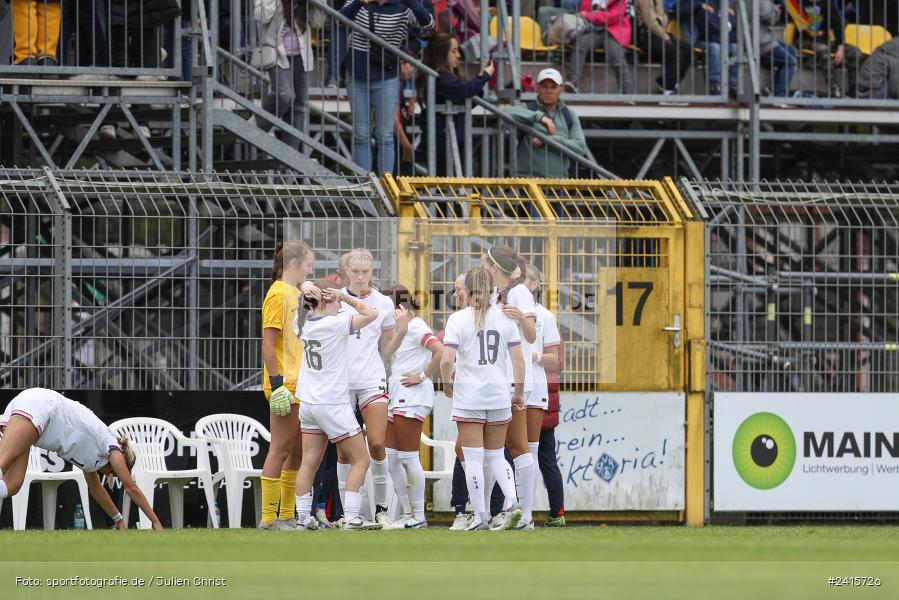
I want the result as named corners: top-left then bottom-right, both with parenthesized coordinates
top-left (489, 16), bottom-right (560, 53)
top-left (844, 24), bottom-right (892, 55)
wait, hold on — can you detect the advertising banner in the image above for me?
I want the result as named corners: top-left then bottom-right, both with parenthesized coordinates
top-left (433, 392), bottom-right (686, 511)
top-left (714, 393), bottom-right (899, 511)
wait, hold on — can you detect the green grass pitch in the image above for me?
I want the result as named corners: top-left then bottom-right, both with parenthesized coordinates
top-left (1, 526), bottom-right (898, 599)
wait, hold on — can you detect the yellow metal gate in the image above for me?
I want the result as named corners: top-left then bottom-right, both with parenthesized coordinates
top-left (384, 176), bottom-right (705, 525)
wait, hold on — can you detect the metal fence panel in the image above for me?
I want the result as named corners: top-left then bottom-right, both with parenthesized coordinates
top-left (684, 179), bottom-right (899, 394)
top-left (0, 169), bottom-right (394, 391)
top-left (682, 178), bottom-right (899, 524)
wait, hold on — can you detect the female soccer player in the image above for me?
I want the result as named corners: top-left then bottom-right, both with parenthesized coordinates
top-left (260, 240), bottom-right (321, 530)
top-left (294, 281), bottom-right (379, 530)
top-left (481, 245), bottom-right (539, 530)
top-left (524, 264), bottom-right (566, 526)
top-left (0, 387), bottom-right (163, 530)
top-left (440, 267), bottom-right (526, 531)
top-left (384, 285), bottom-right (445, 529)
top-left (336, 248), bottom-right (399, 528)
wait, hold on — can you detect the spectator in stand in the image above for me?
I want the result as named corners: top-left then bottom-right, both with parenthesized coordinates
top-left (857, 37), bottom-right (899, 99)
top-left (633, 0), bottom-right (693, 96)
top-left (417, 32), bottom-right (495, 176)
top-left (506, 68), bottom-right (588, 178)
top-left (341, 0), bottom-right (434, 176)
top-left (680, 0), bottom-right (737, 97)
top-left (11, 0), bottom-right (61, 66)
top-left (255, 0), bottom-right (315, 150)
top-left (758, 0), bottom-right (797, 98)
top-left (789, 0), bottom-right (863, 98)
top-left (395, 57), bottom-right (417, 175)
top-left (562, 0), bottom-right (633, 94)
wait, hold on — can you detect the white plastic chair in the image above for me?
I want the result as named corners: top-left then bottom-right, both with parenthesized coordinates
top-left (108, 417), bottom-right (219, 530)
top-left (388, 432), bottom-right (457, 520)
top-left (420, 432), bottom-right (456, 482)
top-left (10, 445), bottom-right (94, 531)
top-left (195, 414), bottom-right (270, 529)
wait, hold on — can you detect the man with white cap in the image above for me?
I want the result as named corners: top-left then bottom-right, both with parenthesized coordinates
top-left (505, 68), bottom-right (588, 178)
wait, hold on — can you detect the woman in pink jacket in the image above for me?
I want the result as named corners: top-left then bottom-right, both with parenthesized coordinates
top-left (562, 0), bottom-right (634, 94)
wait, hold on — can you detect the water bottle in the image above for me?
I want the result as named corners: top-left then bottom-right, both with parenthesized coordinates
top-left (74, 503), bottom-right (86, 530)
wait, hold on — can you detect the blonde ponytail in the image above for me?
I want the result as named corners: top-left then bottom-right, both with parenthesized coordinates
top-left (465, 267), bottom-right (494, 331)
top-left (118, 436), bottom-right (137, 471)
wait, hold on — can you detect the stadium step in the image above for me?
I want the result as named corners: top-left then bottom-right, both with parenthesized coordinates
top-left (209, 109), bottom-right (339, 178)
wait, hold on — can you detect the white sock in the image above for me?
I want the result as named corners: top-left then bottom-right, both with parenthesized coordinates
top-left (358, 480), bottom-right (373, 521)
top-left (399, 450), bottom-right (425, 521)
top-left (344, 490), bottom-right (362, 523)
top-left (461, 446), bottom-right (487, 524)
top-left (486, 448), bottom-right (518, 508)
top-left (295, 491), bottom-right (313, 520)
top-left (337, 462), bottom-right (350, 514)
top-left (387, 449), bottom-right (411, 517)
top-left (370, 457), bottom-right (390, 511)
top-left (0, 479), bottom-right (7, 500)
top-left (483, 463), bottom-right (495, 517)
top-left (514, 453), bottom-right (537, 524)
top-left (528, 441), bottom-right (540, 495)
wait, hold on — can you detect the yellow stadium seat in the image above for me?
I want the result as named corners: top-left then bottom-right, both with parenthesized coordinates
top-left (489, 16), bottom-right (560, 52)
top-left (844, 24), bottom-right (892, 55)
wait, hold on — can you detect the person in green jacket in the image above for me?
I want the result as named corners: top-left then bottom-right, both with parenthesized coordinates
top-left (505, 68), bottom-right (589, 179)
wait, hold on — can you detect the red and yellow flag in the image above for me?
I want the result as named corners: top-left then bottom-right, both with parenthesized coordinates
top-left (784, 0), bottom-right (813, 30)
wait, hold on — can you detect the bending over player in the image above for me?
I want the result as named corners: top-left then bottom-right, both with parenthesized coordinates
top-left (0, 387), bottom-right (162, 530)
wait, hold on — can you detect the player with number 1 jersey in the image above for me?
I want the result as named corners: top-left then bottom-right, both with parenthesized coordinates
top-left (337, 248), bottom-right (399, 528)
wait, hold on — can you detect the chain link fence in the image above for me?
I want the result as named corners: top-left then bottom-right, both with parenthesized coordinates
top-left (0, 169), bottom-right (394, 391)
top-left (682, 178), bottom-right (899, 523)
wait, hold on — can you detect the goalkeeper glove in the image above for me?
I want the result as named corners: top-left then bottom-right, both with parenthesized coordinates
top-left (269, 376), bottom-right (293, 416)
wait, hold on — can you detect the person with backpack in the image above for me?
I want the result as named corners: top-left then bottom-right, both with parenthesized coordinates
top-left (505, 68), bottom-right (588, 178)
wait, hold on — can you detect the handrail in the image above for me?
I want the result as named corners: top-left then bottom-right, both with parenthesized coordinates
top-left (308, 0), bottom-right (439, 78)
top-left (196, 0), bottom-right (215, 74)
top-left (471, 97), bottom-right (619, 180)
top-left (309, 0), bottom-right (615, 178)
top-left (217, 47), bottom-right (271, 85)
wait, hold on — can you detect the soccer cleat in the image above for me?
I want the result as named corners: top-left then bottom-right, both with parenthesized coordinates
top-left (387, 516), bottom-right (411, 530)
top-left (464, 517), bottom-right (488, 531)
top-left (277, 518), bottom-right (298, 531)
top-left (257, 518), bottom-right (280, 531)
top-left (449, 513), bottom-right (471, 531)
top-left (403, 518), bottom-right (428, 529)
top-left (297, 515), bottom-right (319, 530)
top-left (314, 507), bottom-right (336, 529)
top-left (514, 520), bottom-right (535, 530)
top-left (489, 506), bottom-right (523, 531)
top-left (544, 514), bottom-right (567, 528)
top-left (374, 510), bottom-right (393, 529)
top-left (342, 516), bottom-right (382, 530)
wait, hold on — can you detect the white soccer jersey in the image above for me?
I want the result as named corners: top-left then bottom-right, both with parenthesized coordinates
top-left (0, 388), bottom-right (120, 472)
top-left (390, 317), bottom-right (436, 377)
top-left (389, 317), bottom-right (437, 409)
top-left (342, 287), bottom-right (396, 389)
top-left (501, 283), bottom-right (537, 393)
top-left (443, 306), bottom-right (522, 410)
top-left (298, 311), bottom-right (355, 405)
top-left (532, 303), bottom-right (562, 401)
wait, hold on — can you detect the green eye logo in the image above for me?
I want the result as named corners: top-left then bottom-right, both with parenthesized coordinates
top-left (732, 412), bottom-right (796, 490)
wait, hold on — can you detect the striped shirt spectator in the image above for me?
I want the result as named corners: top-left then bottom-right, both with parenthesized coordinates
top-left (340, 0), bottom-right (434, 176)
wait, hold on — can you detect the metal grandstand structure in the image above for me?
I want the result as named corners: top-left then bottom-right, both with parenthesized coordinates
top-left (0, 168), bottom-right (393, 391)
top-left (1, 0), bottom-right (897, 179)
